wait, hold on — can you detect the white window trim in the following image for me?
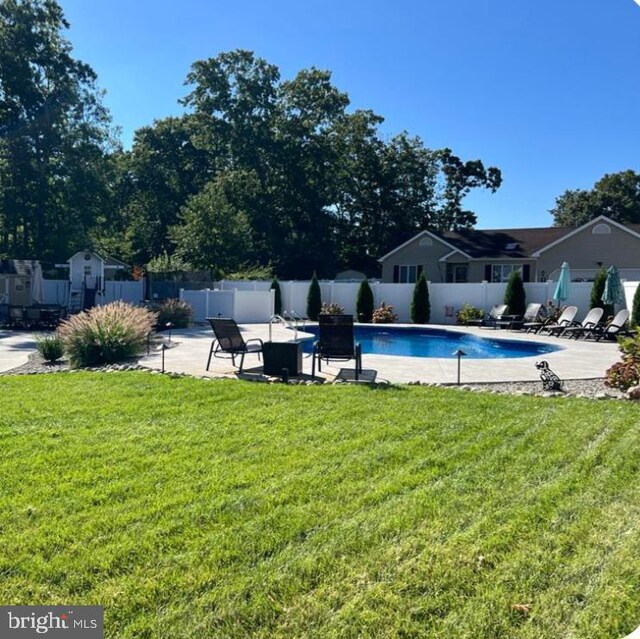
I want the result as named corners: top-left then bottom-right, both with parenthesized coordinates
top-left (397, 264), bottom-right (419, 283)
top-left (491, 264), bottom-right (522, 283)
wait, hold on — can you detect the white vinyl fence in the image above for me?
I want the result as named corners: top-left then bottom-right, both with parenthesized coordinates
top-left (42, 280), bottom-right (145, 306)
top-left (184, 279), bottom-right (638, 325)
top-left (181, 288), bottom-right (275, 323)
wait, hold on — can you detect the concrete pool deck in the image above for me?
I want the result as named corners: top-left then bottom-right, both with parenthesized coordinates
top-left (0, 330), bottom-right (37, 372)
top-left (137, 323), bottom-right (622, 385)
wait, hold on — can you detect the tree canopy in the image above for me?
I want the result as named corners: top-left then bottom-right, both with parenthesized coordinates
top-left (551, 170), bottom-right (640, 227)
top-left (0, 0), bottom-right (114, 261)
top-left (0, 3), bottom-right (504, 278)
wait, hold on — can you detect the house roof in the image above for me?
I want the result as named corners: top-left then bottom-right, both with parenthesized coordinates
top-left (67, 250), bottom-right (129, 268)
top-left (379, 216), bottom-right (640, 262)
top-left (0, 259), bottom-right (38, 276)
top-left (441, 227), bottom-right (571, 258)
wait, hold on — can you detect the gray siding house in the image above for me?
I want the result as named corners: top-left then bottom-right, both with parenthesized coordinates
top-left (378, 216), bottom-right (640, 283)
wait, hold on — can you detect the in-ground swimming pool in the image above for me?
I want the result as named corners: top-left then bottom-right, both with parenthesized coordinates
top-left (298, 325), bottom-right (562, 359)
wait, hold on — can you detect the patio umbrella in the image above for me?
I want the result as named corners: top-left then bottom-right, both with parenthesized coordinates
top-left (553, 262), bottom-right (571, 304)
top-left (602, 265), bottom-right (624, 307)
top-left (30, 260), bottom-right (44, 304)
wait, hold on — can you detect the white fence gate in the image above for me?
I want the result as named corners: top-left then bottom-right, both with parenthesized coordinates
top-left (41, 280), bottom-right (145, 306)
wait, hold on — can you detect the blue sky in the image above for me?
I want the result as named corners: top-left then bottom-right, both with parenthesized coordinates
top-left (58, 0), bottom-right (640, 229)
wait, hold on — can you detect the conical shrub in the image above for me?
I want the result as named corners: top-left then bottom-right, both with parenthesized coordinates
top-left (306, 272), bottom-right (322, 321)
top-left (410, 272), bottom-right (430, 323)
top-left (356, 279), bottom-right (374, 322)
top-left (271, 278), bottom-right (282, 315)
top-left (504, 270), bottom-right (526, 317)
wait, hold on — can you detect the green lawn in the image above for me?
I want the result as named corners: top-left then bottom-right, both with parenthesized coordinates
top-left (1, 373), bottom-right (640, 638)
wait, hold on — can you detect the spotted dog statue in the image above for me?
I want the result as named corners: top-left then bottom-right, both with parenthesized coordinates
top-left (535, 360), bottom-right (563, 392)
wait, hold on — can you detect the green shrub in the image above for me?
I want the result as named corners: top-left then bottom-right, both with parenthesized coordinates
top-left (632, 284), bottom-right (640, 328)
top-left (35, 333), bottom-right (64, 362)
top-left (372, 302), bottom-right (398, 324)
top-left (58, 301), bottom-right (157, 368)
top-left (410, 272), bottom-right (430, 323)
top-left (504, 270), bottom-right (526, 317)
top-left (605, 333), bottom-right (640, 391)
top-left (271, 279), bottom-right (282, 315)
top-left (590, 268), bottom-right (614, 318)
top-left (456, 303), bottom-right (484, 325)
top-left (356, 279), bottom-right (374, 322)
top-left (306, 272), bottom-right (322, 321)
top-left (155, 298), bottom-right (192, 329)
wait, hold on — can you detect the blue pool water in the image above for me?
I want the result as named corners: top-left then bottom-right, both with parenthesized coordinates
top-left (299, 326), bottom-right (562, 359)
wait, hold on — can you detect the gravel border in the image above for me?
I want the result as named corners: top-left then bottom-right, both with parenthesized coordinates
top-left (0, 351), bottom-right (629, 399)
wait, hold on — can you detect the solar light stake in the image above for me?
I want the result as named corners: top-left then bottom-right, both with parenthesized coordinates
top-left (166, 322), bottom-right (173, 343)
top-left (161, 343), bottom-right (167, 373)
top-left (453, 348), bottom-right (467, 385)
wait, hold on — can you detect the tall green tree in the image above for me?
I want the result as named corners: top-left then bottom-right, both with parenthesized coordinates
top-left (170, 171), bottom-right (254, 276)
top-left (0, 0), bottom-right (113, 261)
top-left (306, 272), bottom-right (322, 321)
top-left (504, 271), bottom-right (526, 317)
top-left (410, 272), bottom-right (430, 324)
top-left (356, 278), bottom-right (374, 322)
top-left (107, 116), bottom-right (210, 265)
top-left (590, 268), bottom-right (614, 319)
top-left (551, 170), bottom-right (640, 227)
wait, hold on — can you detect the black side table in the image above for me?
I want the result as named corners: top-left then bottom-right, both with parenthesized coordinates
top-left (262, 341), bottom-right (303, 376)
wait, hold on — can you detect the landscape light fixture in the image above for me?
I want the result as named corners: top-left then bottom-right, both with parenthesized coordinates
top-left (453, 348), bottom-right (467, 386)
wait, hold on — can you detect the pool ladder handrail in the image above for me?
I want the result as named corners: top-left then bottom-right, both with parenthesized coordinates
top-left (269, 313), bottom-right (298, 342)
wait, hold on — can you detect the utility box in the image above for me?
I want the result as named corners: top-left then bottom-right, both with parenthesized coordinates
top-left (262, 341), bottom-right (303, 376)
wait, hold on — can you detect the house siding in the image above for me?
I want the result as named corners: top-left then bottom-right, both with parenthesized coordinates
top-left (380, 235), bottom-right (456, 282)
top-left (538, 222), bottom-right (640, 278)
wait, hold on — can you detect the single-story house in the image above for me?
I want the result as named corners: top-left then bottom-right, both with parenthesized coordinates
top-left (379, 215), bottom-right (640, 283)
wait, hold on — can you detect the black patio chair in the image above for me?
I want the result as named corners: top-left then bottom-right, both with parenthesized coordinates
top-left (0, 303), bottom-right (9, 328)
top-left (312, 314), bottom-right (363, 380)
top-left (24, 305), bottom-right (43, 329)
top-left (206, 318), bottom-right (263, 373)
top-left (8, 305), bottom-right (25, 329)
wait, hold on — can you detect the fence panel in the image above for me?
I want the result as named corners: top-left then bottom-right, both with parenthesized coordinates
top-left (234, 290), bottom-right (274, 323)
top-left (104, 281), bottom-right (144, 305)
top-left (42, 280), bottom-right (68, 305)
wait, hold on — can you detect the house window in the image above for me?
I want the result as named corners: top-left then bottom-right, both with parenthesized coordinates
top-left (592, 223), bottom-right (611, 235)
top-left (491, 264), bottom-right (522, 283)
top-left (393, 264), bottom-right (422, 283)
top-left (447, 263), bottom-right (468, 283)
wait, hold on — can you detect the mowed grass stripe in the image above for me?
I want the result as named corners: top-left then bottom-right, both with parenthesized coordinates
top-left (0, 373), bottom-right (639, 638)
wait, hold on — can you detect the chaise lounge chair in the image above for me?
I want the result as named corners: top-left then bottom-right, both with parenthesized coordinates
top-left (593, 309), bottom-right (632, 342)
top-left (206, 318), bottom-right (263, 373)
top-left (496, 303), bottom-right (542, 330)
top-left (467, 304), bottom-right (509, 329)
top-left (537, 306), bottom-right (578, 336)
top-left (312, 314), bottom-right (363, 380)
top-left (560, 307), bottom-right (605, 339)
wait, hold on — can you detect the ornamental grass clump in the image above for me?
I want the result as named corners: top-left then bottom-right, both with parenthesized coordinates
top-left (34, 333), bottom-right (64, 362)
top-left (155, 298), bottom-right (192, 329)
top-left (58, 301), bottom-right (157, 368)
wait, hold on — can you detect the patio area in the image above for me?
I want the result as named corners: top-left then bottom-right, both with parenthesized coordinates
top-left (137, 323), bottom-right (622, 385)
